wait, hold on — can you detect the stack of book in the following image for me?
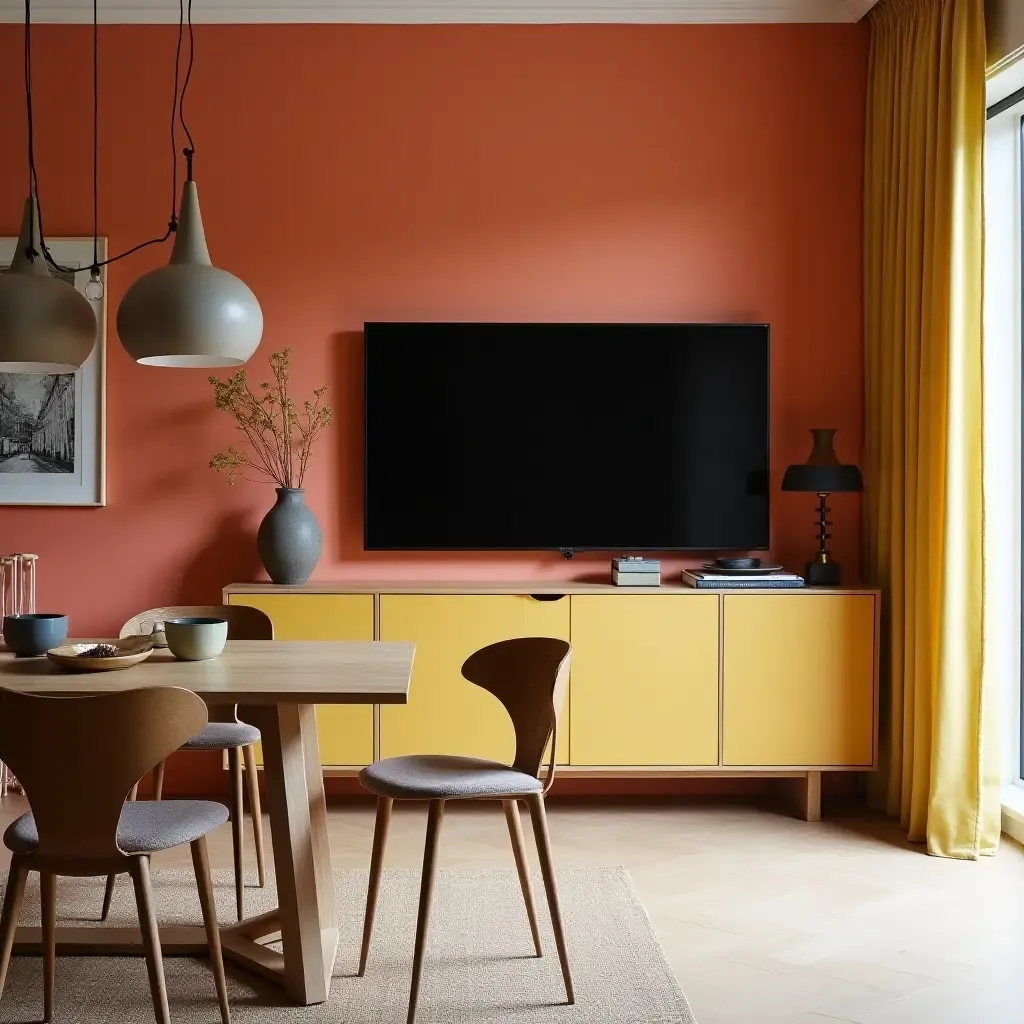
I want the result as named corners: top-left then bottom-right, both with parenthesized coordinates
top-left (681, 569), bottom-right (804, 589)
top-left (612, 557), bottom-right (661, 586)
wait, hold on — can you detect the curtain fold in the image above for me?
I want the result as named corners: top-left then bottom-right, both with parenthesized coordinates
top-left (864, 0), bottom-right (1000, 858)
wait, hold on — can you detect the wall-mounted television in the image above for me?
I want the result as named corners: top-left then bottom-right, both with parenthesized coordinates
top-left (364, 322), bottom-right (770, 552)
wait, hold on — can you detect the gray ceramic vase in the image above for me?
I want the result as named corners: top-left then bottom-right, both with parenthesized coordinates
top-left (257, 487), bottom-right (322, 585)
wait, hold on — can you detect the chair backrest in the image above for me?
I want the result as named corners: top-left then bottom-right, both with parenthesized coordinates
top-left (120, 604), bottom-right (274, 641)
top-left (0, 686), bottom-right (207, 863)
top-left (461, 637), bottom-right (571, 787)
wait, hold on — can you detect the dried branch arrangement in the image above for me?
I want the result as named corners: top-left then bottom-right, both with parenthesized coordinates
top-left (209, 347), bottom-right (332, 488)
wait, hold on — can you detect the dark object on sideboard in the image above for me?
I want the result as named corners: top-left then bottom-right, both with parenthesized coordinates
top-left (713, 557), bottom-right (761, 570)
top-left (782, 429), bottom-right (863, 586)
top-left (257, 487), bottom-right (323, 585)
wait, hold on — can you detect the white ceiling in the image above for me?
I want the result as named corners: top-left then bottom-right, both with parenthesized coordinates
top-left (0, 1), bottom-right (882, 25)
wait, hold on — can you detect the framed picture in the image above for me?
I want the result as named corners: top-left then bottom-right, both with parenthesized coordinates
top-left (0, 237), bottom-right (106, 506)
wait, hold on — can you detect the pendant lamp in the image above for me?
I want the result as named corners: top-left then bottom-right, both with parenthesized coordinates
top-left (117, 155), bottom-right (263, 367)
top-left (0, 0), bottom-right (97, 375)
top-left (0, 198), bottom-right (96, 373)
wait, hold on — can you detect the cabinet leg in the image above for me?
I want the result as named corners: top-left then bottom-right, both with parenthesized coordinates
top-left (797, 771), bottom-right (822, 822)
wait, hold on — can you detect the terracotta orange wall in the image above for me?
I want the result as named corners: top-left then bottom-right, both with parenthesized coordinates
top-left (0, 23), bottom-right (868, 632)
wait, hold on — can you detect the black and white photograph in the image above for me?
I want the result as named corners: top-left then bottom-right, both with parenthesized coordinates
top-left (0, 237), bottom-right (106, 505)
top-left (0, 373), bottom-right (76, 475)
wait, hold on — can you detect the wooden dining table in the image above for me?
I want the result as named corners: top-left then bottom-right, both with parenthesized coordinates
top-left (0, 639), bottom-right (415, 1006)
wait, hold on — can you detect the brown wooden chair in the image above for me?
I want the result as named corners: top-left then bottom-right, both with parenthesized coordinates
top-left (357, 637), bottom-right (573, 1024)
top-left (0, 686), bottom-right (231, 1024)
top-left (107, 604), bottom-right (273, 923)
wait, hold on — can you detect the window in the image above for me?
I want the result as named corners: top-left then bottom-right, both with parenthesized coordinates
top-left (985, 62), bottom-right (1024, 841)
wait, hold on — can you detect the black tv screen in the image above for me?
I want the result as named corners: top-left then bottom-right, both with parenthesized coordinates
top-left (364, 323), bottom-right (770, 552)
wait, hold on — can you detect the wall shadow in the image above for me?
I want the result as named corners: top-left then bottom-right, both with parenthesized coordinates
top-left (331, 331), bottom-right (365, 564)
top-left (175, 510), bottom-right (263, 604)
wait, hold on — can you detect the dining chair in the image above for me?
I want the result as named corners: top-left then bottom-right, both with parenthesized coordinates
top-left (106, 604), bottom-right (273, 923)
top-left (0, 686), bottom-right (232, 1024)
top-left (357, 637), bottom-right (573, 1024)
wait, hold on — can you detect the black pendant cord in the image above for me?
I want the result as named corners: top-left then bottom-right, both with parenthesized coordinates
top-left (179, 0), bottom-right (197, 160)
top-left (25, 0), bottom-right (186, 278)
top-left (23, 0), bottom-right (37, 252)
top-left (171, 0), bottom-right (184, 208)
top-left (91, 0), bottom-right (98, 276)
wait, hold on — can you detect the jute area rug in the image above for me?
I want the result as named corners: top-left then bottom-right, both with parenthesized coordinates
top-left (0, 866), bottom-right (696, 1023)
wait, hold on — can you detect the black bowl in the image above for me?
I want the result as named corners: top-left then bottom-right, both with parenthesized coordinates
top-left (3, 613), bottom-right (69, 657)
top-left (714, 557), bottom-right (761, 570)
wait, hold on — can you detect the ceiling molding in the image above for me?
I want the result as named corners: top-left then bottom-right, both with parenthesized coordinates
top-left (0, 1), bottom-right (881, 25)
top-left (843, 0), bottom-right (880, 20)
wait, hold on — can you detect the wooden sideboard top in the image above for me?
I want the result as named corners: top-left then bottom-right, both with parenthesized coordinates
top-left (224, 580), bottom-right (881, 597)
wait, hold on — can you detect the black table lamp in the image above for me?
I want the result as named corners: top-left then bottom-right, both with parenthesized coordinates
top-left (782, 428), bottom-right (863, 586)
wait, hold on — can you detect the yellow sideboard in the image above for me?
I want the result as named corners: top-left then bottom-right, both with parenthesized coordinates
top-left (723, 594), bottom-right (877, 768)
top-left (569, 594), bottom-right (720, 766)
top-left (226, 581), bottom-right (879, 820)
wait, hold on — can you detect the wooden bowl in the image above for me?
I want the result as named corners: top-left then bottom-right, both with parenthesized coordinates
top-left (46, 637), bottom-right (155, 673)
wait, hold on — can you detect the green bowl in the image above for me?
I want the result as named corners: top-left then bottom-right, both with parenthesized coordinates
top-left (163, 617), bottom-right (228, 662)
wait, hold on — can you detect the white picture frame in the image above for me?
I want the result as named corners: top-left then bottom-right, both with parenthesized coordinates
top-left (0, 237), bottom-right (106, 507)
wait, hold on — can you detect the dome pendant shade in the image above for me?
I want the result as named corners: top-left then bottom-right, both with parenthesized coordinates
top-left (116, 180), bottom-right (263, 367)
top-left (0, 197), bottom-right (98, 373)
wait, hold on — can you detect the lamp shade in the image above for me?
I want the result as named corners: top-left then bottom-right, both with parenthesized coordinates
top-left (0, 197), bottom-right (97, 374)
top-left (117, 180), bottom-right (263, 367)
top-left (782, 428), bottom-right (863, 493)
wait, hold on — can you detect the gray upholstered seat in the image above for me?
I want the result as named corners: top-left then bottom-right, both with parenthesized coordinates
top-left (181, 722), bottom-right (261, 750)
top-left (359, 754), bottom-right (544, 800)
top-left (4, 800), bottom-right (229, 856)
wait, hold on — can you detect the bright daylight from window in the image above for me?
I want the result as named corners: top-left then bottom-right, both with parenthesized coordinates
top-left (985, 60), bottom-right (1024, 843)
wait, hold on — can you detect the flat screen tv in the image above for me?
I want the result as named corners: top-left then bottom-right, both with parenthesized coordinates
top-left (364, 322), bottom-right (770, 552)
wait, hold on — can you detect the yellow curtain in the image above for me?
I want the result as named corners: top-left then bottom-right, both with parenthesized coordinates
top-left (864, 0), bottom-right (1000, 858)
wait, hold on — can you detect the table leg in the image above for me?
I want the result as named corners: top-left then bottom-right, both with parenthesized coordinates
top-left (219, 703), bottom-right (337, 1005)
top-left (299, 702), bottom-right (338, 982)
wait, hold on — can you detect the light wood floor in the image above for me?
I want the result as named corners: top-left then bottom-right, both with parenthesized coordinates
top-left (1, 795), bottom-right (1021, 1023)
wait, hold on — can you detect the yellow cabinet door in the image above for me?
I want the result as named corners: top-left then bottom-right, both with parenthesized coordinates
top-left (379, 595), bottom-right (570, 763)
top-left (723, 594), bottom-right (876, 767)
top-left (227, 593), bottom-right (375, 766)
top-left (569, 595), bottom-right (720, 766)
